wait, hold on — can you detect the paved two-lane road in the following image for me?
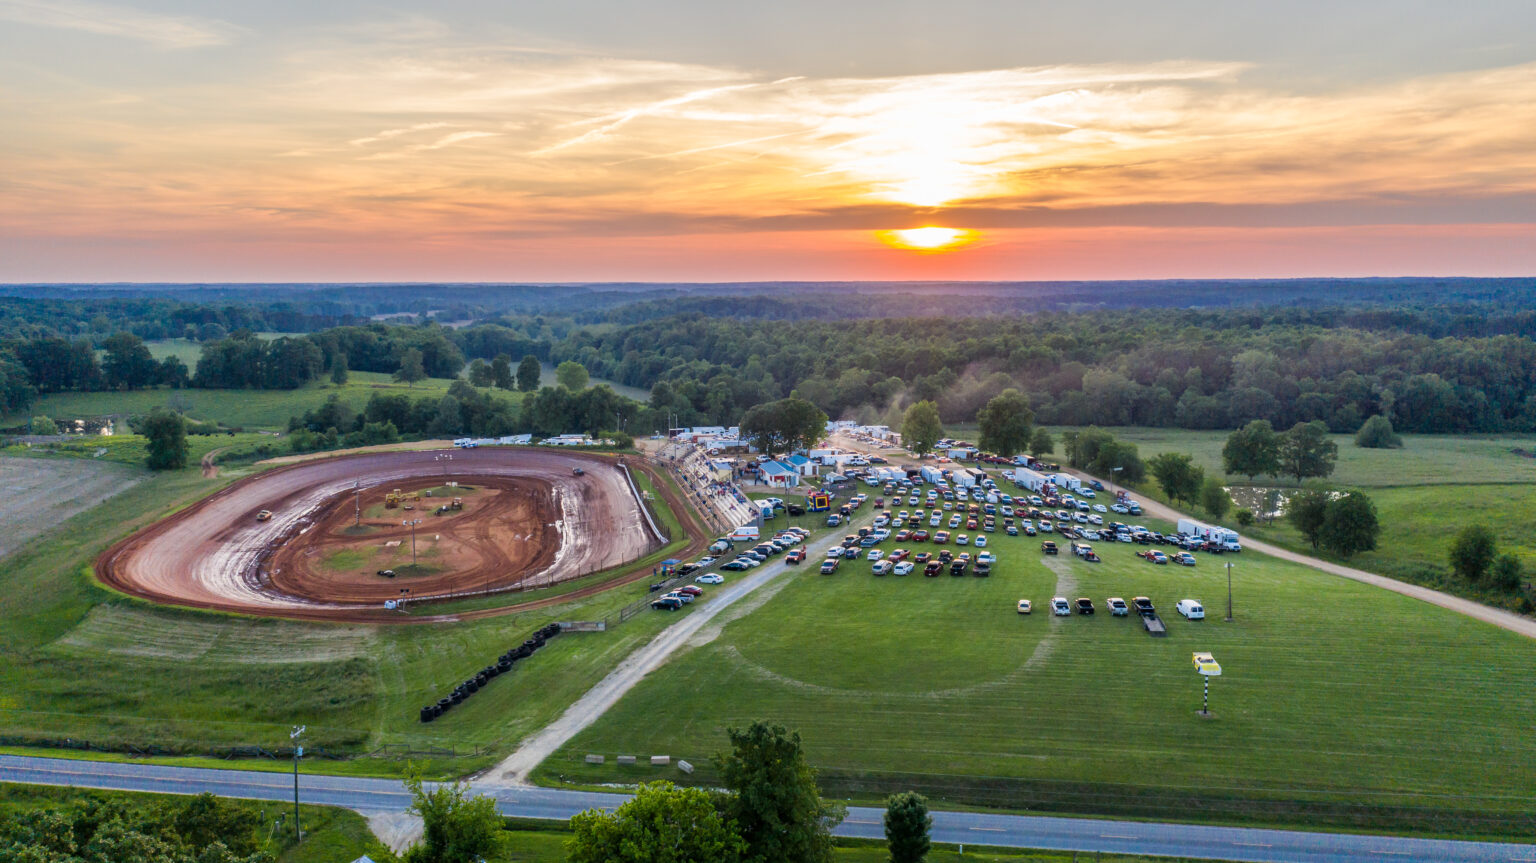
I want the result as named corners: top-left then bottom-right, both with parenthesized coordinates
top-left (2, 755), bottom-right (1532, 863)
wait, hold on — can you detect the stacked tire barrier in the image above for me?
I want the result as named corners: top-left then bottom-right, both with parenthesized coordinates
top-left (419, 623), bottom-right (561, 722)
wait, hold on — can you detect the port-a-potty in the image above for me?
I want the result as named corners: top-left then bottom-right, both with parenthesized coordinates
top-left (1192, 651), bottom-right (1221, 716)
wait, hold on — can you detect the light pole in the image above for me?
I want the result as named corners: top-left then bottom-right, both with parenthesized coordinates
top-left (353, 481), bottom-right (361, 527)
top-left (435, 452), bottom-right (452, 481)
top-left (403, 519), bottom-right (422, 564)
top-left (1226, 561), bottom-right (1234, 622)
top-left (290, 725), bottom-right (305, 841)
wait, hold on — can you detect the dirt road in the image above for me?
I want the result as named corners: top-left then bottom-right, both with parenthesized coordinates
top-left (476, 513), bottom-right (867, 786)
top-left (98, 448), bottom-right (678, 623)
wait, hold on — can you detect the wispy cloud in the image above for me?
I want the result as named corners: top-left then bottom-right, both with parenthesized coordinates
top-left (0, 0), bottom-right (240, 48)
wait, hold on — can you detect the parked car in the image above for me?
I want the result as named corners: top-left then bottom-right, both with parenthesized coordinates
top-left (678, 585), bottom-right (704, 597)
top-left (1174, 552), bottom-right (1197, 566)
top-left (1051, 596), bottom-right (1071, 616)
top-left (1017, 599), bottom-right (1032, 614)
top-left (867, 548), bottom-right (884, 561)
top-left (924, 561), bottom-right (943, 576)
top-left (955, 534), bottom-right (970, 545)
top-left (784, 550), bottom-right (805, 564)
top-left (651, 596), bottom-right (683, 610)
top-left (974, 535), bottom-right (987, 548)
top-left (820, 558), bottom-right (840, 574)
top-left (933, 531), bottom-right (950, 544)
top-left (1177, 598), bottom-right (1206, 619)
top-left (1106, 597), bottom-right (1129, 616)
top-left (1076, 597), bottom-right (1095, 615)
top-left (696, 573), bottom-right (724, 584)
top-left (1041, 540), bottom-right (1058, 555)
top-left (949, 559), bottom-right (968, 576)
top-left (893, 561), bottom-right (915, 576)
top-left (914, 552), bottom-right (932, 564)
top-left (872, 560), bottom-right (893, 576)
top-left (721, 559), bottom-right (749, 571)
top-left (1007, 525), bottom-right (1020, 536)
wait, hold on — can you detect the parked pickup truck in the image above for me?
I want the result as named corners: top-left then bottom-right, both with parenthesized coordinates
top-left (1106, 597), bottom-right (1129, 616)
top-left (1041, 540), bottom-right (1058, 555)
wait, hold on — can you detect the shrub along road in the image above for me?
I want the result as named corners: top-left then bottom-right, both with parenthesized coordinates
top-left (1064, 468), bottom-right (1536, 640)
top-left (1, 754), bottom-right (1531, 863)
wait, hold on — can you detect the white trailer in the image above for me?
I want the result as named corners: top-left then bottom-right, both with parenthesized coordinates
top-left (920, 465), bottom-right (947, 485)
top-left (1048, 473), bottom-right (1082, 491)
top-left (1013, 467), bottom-right (1051, 491)
top-left (1177, 518), bottom-right (1242, 550)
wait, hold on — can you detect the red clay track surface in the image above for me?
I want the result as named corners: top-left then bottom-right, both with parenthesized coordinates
top-left (98, 449), bottom-right (683, 623)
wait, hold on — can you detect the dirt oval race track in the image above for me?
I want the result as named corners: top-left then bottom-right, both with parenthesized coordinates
top-left (98, 448), bottom-right (701, 623)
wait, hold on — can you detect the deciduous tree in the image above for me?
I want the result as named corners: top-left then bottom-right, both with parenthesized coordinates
top-left (1287, 489), bottom-right (1330, 548)
top-left (976, 389), bottom-right (1033, 457)
top-left (1354, 414), bottom-right (1402, 449)
top-left (1200, 477), bottom-right (1231, 519)
top-left (1279, 421), bottom-right (1337, 485)
top-left (403, 776), bottom-right (504, 863)
top-left (1148, 452), bottom-right (1203, 505)
top-left (555, 360), bottom-right (590, 392)
top-left (900, 401), bottom-right (943, 457)
top-left (568, 781), bottom-right (743, 863)
top-left (1221, 419), bottom-right (1281, 482)
top-left (1319, 490), bottom-right (1380, 557)
top-left (393, 348), bottom-right (426, 388)
top-left (491, 354), bottom-right (514, 390)
top-left (144, 408), bottom-right (188, 471)
top-left (516, 354), bottom-right (541, 392)
top-left (716, 722), bottom-right (844, 863)
top-left (1029, 427), bottom-right (1054, 456)
top-left (1449, 525), bottom-right (1497, 582)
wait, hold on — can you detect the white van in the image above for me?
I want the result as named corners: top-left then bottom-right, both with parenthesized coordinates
top-left (1177, 599), bottom-right (1205, 620)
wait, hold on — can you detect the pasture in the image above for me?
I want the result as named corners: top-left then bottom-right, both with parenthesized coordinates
top-left (1, 371), bottom-right (495, 431)
top-left (542, 508), bottom-right (1536, 835)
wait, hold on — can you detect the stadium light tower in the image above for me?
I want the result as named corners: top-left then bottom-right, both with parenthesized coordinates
top-left (435, 452), bottom-right (452, 479)
top-left (403, 519), bottom-right (422, 564)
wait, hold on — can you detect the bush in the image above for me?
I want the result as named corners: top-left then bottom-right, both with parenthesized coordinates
top-left (1492, 554), bottom-right (1524, 593)
top-left (1355, 414), bottom-right (1403, 448)
top-left (1234, 508), bottom-right (1255, 526)
top-left (1449, 525), bottom-right (1497, 582)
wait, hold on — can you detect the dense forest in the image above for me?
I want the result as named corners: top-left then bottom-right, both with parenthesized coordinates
top-left (3, 282), bottom-right (1536, 438)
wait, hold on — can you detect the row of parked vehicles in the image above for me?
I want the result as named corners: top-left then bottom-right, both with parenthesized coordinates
top-left (1019, 595), bottom-right (1205, 619)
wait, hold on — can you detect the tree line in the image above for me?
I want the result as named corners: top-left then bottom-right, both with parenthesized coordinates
top-left (559, 307), bottom-right (1536, 435)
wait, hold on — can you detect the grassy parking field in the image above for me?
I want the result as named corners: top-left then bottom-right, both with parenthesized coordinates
top-left (540, 506), bottom-right (1536, 836)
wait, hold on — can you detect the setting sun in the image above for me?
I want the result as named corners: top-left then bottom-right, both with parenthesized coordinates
top-left (876, 226), bottom-right (980, 252)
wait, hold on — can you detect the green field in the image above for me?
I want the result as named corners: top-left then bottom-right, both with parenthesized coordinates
top-left (1031, 427), bottom-right (1536, 611)
top-left (539, 512), bottom-right (1536, 836)
top-left (2, 371), bottom-right (500, 431)
top-left (0, 456), bottom-right (702, 778)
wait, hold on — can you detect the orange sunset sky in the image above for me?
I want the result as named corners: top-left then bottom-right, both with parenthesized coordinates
top-left (3, 1), bottom-right (1535, 281)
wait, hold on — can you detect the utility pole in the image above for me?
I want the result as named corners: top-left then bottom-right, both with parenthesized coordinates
top-left (1226, 561), bottom-right (1234, 622)
top-left (403, 519), bottom-right (422, 564)
top-left (290, 725), bottom-right (305, 842)
top-left (353, 481), bottom-right (360, 526)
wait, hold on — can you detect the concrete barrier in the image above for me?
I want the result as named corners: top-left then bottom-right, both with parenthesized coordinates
top-left (650, 755), bottom-right (670, 766)
top-left (584, 754), bottom-right (605, 764)
top-left (617, 755), bottom-right (636, 765)
top-left (677, 760), bottom-right (694, 774)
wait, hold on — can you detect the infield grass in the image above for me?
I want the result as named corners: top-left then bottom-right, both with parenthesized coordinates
top-left (539, 510), bottom-right (1536, 836)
